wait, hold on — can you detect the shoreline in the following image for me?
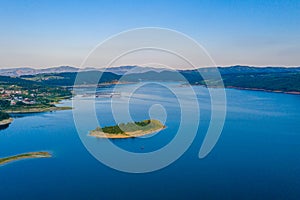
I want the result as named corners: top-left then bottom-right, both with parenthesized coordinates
top-left (226, 86), bottom-right (300, 95)
top-left (0, 118), bottom-right (13, 126)
top-left (70, 81), bottom-right (135, 88)
top-left (190, 83), bottom-right (300, 95)
top-left (89, 126), bottom-right (166, 139)
top-left (4, 106), bottom-right (72, 114)
top-left (74, 82), bottom-right (300, 96)
top-left (0, 152), bottom-right (52, 166)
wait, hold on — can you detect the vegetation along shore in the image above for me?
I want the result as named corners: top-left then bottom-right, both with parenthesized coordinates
top-left (0, 152), bottom-right (52, 166)
top-left (90, 119), bottom-right (166, 139)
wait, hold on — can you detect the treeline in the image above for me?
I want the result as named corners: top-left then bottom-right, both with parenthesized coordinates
top-left (21, 71), bottom-right (120, 86)
top-left (16, 67), bottom-right (300, 93)
top-left (96, 119), bottom-right (164, 134)
top-left (221, 72), bottom-right (300, 92)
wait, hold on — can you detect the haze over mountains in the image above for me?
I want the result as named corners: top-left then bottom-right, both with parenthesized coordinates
top-left (0, 66), bottom-right (172, 76)
top-left (0, 65), bottom-right (300, 94)
top-left (0, 66), bottom-right (79, 77)
top-left (1, 65), bottom-right (300, 77)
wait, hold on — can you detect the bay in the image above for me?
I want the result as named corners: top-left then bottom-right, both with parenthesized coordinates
top-left (0, 83), bottom-right (300, 199)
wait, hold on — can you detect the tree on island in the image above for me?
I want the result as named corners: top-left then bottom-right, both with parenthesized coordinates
top-left (94, 119), bottom-right (164, 135)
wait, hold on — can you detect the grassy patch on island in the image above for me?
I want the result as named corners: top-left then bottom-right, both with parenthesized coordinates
top-left (0, 152), bottom-right (52, 166)
top-left (90, 119), bottom-right (166, 138)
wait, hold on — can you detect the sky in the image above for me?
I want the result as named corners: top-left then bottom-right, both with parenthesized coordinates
top-left (0, 0), bottom-right (299, 69)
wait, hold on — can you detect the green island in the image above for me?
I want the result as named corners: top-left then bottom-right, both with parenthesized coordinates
top-left (89, 119), bottom-right (166, 138)
top-left (0, 152), bottom-right (52, 166)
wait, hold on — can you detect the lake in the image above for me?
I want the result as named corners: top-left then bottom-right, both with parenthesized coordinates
top-left (0, 83), bottom-right (300, 199)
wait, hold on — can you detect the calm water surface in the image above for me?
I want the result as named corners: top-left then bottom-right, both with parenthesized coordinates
top-left (0, 83), bottom-right (300, 199)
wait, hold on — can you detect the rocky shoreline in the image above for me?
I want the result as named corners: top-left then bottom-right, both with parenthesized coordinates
top-left (0, 118), bottom-right (13, 126)
top-left (89, 126), bottom-right (166, 139)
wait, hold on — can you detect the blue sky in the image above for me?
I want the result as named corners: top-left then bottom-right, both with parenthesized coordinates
top-left (0, 0), bottom-right (299, 68)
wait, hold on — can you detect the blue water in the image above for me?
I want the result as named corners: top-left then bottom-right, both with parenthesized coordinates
top-left (0, 83), bottom-right (300, 199)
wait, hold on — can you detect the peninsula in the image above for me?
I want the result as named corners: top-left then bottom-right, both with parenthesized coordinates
top-left (0, 111), bottom-right (13, 126)
top-left (4, 106), bottom-right (71, 114)
top-left (89, 119), bottom-right (166, 139)
top-left (0, 75), bottom-right (72, 115)
top-left (0, 118), bottom-right (13, 126)
top-left (0, 152), bottom-right (52, 166)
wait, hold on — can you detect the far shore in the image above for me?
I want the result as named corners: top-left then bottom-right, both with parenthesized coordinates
top-left (89, 126), bottom-right (166, 139)
top-left (75, 82), bottom-right (300, 96)
top-left (188, 83), bottom-right (300, 95)
top-left (0, 152), bottom-right (52, 166)
top-left (70, 81), bottom-right (134, 88)
top-left (226, 86), bottom-right (300, 95)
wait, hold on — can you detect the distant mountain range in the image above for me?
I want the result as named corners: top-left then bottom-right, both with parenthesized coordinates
top-left (0, 66), bottom-right (79, 77)
top-left (1, 65), bottom-right (300, 94)
top-left (0, 65), bottom-right (172, 76)
top-left (103, 66), bottom-right (172, 75)
top-left (1, 65), bottom-right (299, 77)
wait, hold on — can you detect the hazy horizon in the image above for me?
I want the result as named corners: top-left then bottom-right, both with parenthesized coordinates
top-left (1, 64), bottom-right (300, 70)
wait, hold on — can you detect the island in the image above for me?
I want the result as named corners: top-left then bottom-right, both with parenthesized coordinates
top-left (0, 152), bottom-right (52, 166)
top-left (89, 119), bottom-right (166, 139)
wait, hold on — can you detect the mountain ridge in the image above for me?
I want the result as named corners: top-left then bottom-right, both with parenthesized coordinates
top-left (1, 65), bottom-right (300, 76)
